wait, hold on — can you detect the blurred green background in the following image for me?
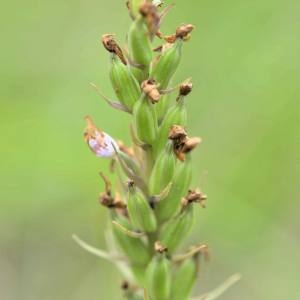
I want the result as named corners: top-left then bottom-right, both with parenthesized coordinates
top-left (1, 0), bottom-right (299, 299)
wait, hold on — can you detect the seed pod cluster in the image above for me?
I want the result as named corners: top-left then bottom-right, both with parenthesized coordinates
top-left (82, 2), bottom-right (210, 299)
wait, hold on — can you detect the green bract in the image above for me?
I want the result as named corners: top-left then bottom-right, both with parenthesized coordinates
top-left (112, 214), bottom-right (151, 266)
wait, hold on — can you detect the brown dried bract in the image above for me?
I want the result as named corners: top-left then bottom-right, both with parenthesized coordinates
top-left (84, 116), bottom-right (105, 146)
top-left (176, 24), bottom-right (194, 40)
top-left (139, 1), bottom-right (161, 37)
top-left (181, 137), bottom-right (202, 153)
top-left (179, 81), bottom-right (193, 97)
top-left (99, 172), bottom-right (127, 211)
top-left (154, 241), bottom-right (168, 253)
top-left (117, 140), bottom-right (135, 157)
top-left (168, 125), bottom-right (188, 140)
top-left (127, 179), bottom-right (135, 188)
top-left (182, 189), bottom-right (207, 208)
top-left (102, 34), bottom-right (127, 65)
top-left (141, 79), bottom-right (161, 103)
top-left (164, 23), bottom-right (195, 43)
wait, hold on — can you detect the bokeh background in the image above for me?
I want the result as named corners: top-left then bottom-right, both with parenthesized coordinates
top-left (1, 0), bottom-right (299, 299)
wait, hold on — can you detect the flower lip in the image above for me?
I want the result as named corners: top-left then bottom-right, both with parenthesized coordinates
top-left (84, 116), bottom-right (119, 158)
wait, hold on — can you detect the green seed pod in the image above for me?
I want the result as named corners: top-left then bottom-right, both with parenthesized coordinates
top-left (159, 203), bottom-right (194, 253)
top-left (155, 97), bottom-right (187, 155)
top-left (128, 17), bottom-right (152, 72)
top-left (133, 95), bottom-right (158, 145)
top-left (149, 142), bottom-right (176, 195)
top-left (112, 214), bottom-right (151, 266)
top-left (146, 253), bottom-right (171, 300)
top-left (127, 183), bottom-right (157, 232)
top-left (171, 257), bottom-right (198, 300)
top-left (155, 155), bottom-right (192, 221)
top-left (109, 55), bottom-right (141, 111)
top-left (150, 39), bottom-right (183, 89)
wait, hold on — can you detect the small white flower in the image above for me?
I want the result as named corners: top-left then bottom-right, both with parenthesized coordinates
top-left (84, 116), bottom-right (119, 158)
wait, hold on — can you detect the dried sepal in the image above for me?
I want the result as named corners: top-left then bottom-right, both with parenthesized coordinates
top-left (164, 24), bottom-right (195, 43)
top-left (118, 141), bottom-right (135, 157)
top-left (99, 172), bottom-right (127, 212)
top-left (181, 189), bottom-right (207, 208)
top-left (168, 125), bottom-right (201, 161)
top-left (154, 241), bottom-right (168, 253)
top-left (102, 34), bottom-right (127, 65)
top-left (139, 0), bottom-right (161, 37)
top-left (178, 80), bottom-right (193, 98)
top-left (141, 79), bottom-right (161, 103)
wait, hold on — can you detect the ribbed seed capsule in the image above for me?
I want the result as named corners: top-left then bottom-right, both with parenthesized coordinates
top-left (127, 183), bottom-right (157, 232)
top-left (155, 155), bottom-right (192, 221)
top-left (150, 39), bottom-right (183, 89)
top-left (171, 257), bottom-right (198, 300)
top-left (159, 203), bottom-right (194, 253)
top-left (145, 253), bottom-right (171, 300)
top-left (128, 17), bottom-right (152, 73)
top-left (155, 97), bottom-right (187, 155)
top-left (149, 142), bottom-right (176, 195)
top-left (112, 214), bottom-right (151, 266)
top-left (109, 55), bottom-right (141, 111)
top-left (133, 95), bottom-right (158, 145)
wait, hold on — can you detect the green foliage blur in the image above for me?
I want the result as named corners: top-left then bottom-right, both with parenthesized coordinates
top-left (1, 0), bottom-right (299, 299)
